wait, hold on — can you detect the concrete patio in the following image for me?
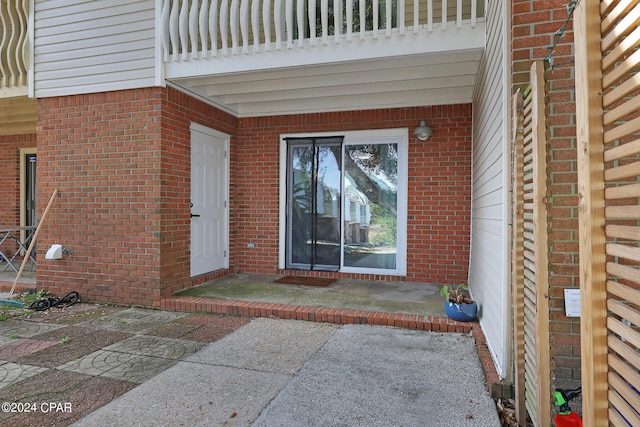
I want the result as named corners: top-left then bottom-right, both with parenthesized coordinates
top-left (0, 304), bottom-right (500, 426)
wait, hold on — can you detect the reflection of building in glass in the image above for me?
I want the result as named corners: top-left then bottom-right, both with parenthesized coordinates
top-left (344, 174), bottom-right (370, 244)
top-left (310, 172), bottom-right (371, 245)
top-left (316, 177), bottom-right (340, 242)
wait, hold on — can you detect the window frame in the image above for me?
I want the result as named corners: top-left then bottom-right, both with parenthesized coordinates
top-left (279, 128), bottom-right (408, 276)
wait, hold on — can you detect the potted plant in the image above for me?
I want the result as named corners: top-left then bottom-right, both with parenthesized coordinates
top-left (440, 284), bottom-right (478, 322)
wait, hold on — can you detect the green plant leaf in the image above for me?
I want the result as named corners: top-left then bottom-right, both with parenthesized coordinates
top-left (439, 285), bottom-right (452, 297)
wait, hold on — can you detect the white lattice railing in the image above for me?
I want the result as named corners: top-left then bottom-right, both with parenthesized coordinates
top-left (0, 0), bottom-right (29, 92)
top-left (160, 0), bottom-right (483, 61)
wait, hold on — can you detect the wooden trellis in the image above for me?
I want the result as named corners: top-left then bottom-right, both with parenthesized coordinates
top-left (575, 0), bottom-right (640, 424)
top-left (511, 60), bottom-right (551, 427)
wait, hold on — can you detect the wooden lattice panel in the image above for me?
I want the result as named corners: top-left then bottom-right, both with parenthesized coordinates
top-left (576, 0), bottom-right (640, 422)
top-left (512, 60), bottom-right (551, 427)
top-left (600, 0), bottom-right (640, 425)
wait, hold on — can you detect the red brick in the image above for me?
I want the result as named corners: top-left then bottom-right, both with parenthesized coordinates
top-left (512, 0), bottom-right (581, 386)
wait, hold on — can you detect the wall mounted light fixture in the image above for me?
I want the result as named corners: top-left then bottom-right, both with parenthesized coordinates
top-left (413, 120), bottom-right (433, 141)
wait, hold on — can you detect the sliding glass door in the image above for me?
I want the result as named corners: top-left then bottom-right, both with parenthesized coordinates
top-left (283, 130), bottom-right (406, 275)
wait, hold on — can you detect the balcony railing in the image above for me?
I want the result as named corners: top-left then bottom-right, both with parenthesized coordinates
top-left (160, 0), bottom-right (483, 62)
top-left (0, 0), bottom-right (29, 95)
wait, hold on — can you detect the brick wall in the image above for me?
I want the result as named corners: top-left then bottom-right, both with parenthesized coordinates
top-left (235, 105), bottom-right (472, 284)
top-left (37, 89), bottom-right (164, 306)
top-left (34, 86), bottom-right (470, 305)
top-left (36, 88), bottom-right (237, 306)
top-left (512, 0), bottom-right (581, 387)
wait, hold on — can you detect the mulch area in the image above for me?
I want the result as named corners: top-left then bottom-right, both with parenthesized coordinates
top-left (12, 304), bottom-right (124, 325)
top-left (496, 399), bottom-right (520, 426)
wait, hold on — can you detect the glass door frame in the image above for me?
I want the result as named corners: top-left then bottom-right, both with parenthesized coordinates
top-left (285, 136), bottom-right (344, 271)
top-left (279, 128), bottom-right (408, 276)
top-left (19, 147), bottom-right (37, 246)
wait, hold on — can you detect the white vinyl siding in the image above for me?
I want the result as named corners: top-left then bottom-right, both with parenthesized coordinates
top-left (470, 0), bottom-right (508, 377)
top-left (33, 0), bottom-right (156, 98)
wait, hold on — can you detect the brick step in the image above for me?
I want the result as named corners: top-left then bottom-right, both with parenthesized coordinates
top-left (161, 295), bottom-right (473, 333)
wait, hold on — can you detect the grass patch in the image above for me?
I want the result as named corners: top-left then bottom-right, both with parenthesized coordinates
top-left (0, 289), bottom-right (50, 321)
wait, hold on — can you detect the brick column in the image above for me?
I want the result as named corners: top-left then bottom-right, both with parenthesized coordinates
top-left (36, 88), bottom-right (237, 307)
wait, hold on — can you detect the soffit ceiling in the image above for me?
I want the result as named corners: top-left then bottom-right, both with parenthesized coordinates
top-left (0, 97), bottom-right (36, 136)
top-left (167, 50), bottom-right (483, 118)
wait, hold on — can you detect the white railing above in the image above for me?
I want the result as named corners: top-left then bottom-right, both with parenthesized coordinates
top-left (160, 0), bottom-right (483, 62)
top-left (0, 0), bottom-right (29, 94)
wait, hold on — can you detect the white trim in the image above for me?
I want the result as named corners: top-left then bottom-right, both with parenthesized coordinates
top-left (279, 128), bottom-right (408, 276)
top-left (19, 147), bottom-right (37, 245)
top-left (500, 0), bottom-right (513, 382)
top-left (279, 139), bottom-right (288, 269)
top-left (154, 0), bottom-right (166, 87)
top-left (28, 0), bottom-right (35, 98)
top-left (190, 122), bottom-right (231, 271)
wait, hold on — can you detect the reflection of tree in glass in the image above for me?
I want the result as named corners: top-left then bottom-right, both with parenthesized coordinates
top-left (291, 148), bottom-right (314, 260)
top-left (370, 204), bottom-right (397, 246)
top-left (343, 144), bottom-right (398, 250)
top-left (345, 144), bottom-right (398, 216)
top-left (293, 146), bottom-right (337, 200)
top-left (291, 145), bottom-right (342, 260)
top-left (291, 147), bottom-right (313, 212)
top-left (351, 144), bottom-right (397, 181)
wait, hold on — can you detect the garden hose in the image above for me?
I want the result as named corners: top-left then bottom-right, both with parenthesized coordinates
top-left (28, 291), bottom-right (79, 311)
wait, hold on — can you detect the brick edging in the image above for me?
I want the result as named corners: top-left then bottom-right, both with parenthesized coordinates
top-left (471, 320), bottom-right (504, 399)
top-left (161, 296), bottom-right (473, 332)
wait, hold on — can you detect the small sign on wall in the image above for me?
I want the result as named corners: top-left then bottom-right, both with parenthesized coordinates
top-left (564, 289), bottom-right (581, 317)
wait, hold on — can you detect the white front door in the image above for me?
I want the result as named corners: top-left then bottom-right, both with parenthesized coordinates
top-left (190, 123), bottom-right (229, 277)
